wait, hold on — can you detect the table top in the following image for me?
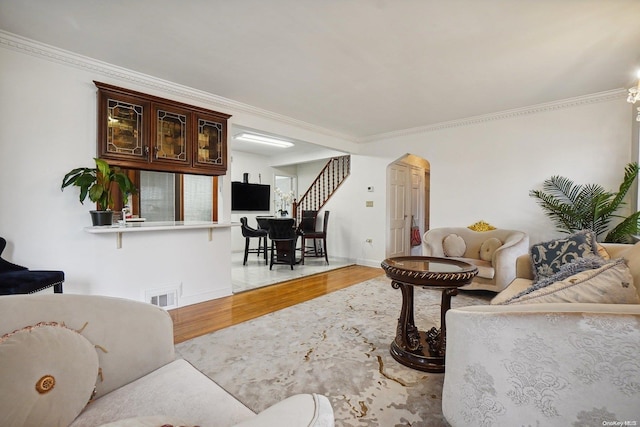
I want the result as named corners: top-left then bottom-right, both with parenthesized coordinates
top-left (381, 256), bottom-right (478, 287)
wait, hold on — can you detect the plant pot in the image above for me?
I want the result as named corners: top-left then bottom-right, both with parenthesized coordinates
top-left (90, 210), bottom-right (113, 226)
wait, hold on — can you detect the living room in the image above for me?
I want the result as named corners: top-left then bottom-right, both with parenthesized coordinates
top-left (2, 1), bottom-right (640, 426)
top-left (1, 2), bottom-right (638, 310)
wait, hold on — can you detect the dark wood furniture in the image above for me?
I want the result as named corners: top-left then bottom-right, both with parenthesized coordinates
top-left (95, 81), bottom-right (230, 176)
top-left (0, 237), bottom-right (64, 295)
top-left (381, 256), bottom-right (478, 372)
top-left (239, 217), bottom-right (268, 265)
top-left (267, 218), bottom-right (298, 270)
top-left (298, 211), bottom-right (329, 264)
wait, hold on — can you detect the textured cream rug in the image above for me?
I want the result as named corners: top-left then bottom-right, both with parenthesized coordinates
top-left (176, 276), bottom-right (491, 426)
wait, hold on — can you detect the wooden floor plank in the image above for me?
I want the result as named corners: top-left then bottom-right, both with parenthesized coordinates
top-left (170, 265), bottom-right (384, 344)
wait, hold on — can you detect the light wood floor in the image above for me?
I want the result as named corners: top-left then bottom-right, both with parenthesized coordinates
top-left (169, 265), bottom-right (384, 344)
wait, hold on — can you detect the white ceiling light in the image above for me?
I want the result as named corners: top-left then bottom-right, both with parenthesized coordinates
top-left (234, 132), bottom-right (294, 148)
top-left (627, 69), bottom-right (640, 122)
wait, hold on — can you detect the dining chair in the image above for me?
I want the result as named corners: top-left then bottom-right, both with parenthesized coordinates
top-left (299, 211), bottom-right (330, 265)
top-left (267, 218), bottom-right (298, 270)
top-left (240, 217), bottom-right (268, 265)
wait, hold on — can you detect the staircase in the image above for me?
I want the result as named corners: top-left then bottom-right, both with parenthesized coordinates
top-left (293, 155), bottom-right (350, 221)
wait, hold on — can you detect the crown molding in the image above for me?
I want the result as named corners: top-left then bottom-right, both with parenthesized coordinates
top-left (0, 30), bottom-right (357, 143)
top-left (1, 30), bottom-right (628, 146)
top-left (361, 89), bottom-right (628, 143)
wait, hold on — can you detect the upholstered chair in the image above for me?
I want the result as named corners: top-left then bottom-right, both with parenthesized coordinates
top-left (422, 227), bottom-right (529, 292)
top-left (0, 237), bottom-right (64, 295)
top-left (239, 217), bottom-right (268, 266)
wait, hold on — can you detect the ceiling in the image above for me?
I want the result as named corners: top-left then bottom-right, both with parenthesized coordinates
top-left (2, 0), bottom-right (640, 147)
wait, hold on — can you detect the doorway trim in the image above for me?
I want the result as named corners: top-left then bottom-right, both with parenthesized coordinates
top-left (385, 154), bottom-right (430, 258)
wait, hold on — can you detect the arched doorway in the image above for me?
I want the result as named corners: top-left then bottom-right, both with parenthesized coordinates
top-left (386, 154), bottom-right (430, 258)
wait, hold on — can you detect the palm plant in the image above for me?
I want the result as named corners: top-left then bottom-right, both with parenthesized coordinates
top-left (529, 162), bottom-right (640, 243)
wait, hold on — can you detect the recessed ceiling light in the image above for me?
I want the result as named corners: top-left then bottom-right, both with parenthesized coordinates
top-left (234, 132), bottom-right (294, 148)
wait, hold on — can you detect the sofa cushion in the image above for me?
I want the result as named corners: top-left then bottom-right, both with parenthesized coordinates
top-left (618, 241), bottom-right (640, 297)
top-left (443, 234), bottom-right (466, 257)
top-left (498, 258), bottom-right (639, 305)
top-left (0, 322), bottom-right (99, 427)
top-left (479, 237), bottom-right (502, 262)
top-left (596, 243), bottom-right (611, 260)
top-left (490, 278), bottom-right (533, 304)
top-left (71, 359), bottom-right (255, 427)
top-left (530, 230), bottom-right (598, 281)
top-left (454, 257), bottom-right (494, 279)
top-left (98, 416), bottom-right (193, 427)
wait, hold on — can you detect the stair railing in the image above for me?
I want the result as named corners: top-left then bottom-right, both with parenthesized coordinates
top-left (293, 155), bottom-right (350, 221)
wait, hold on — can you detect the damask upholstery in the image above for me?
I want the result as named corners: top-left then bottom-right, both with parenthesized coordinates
top-left (442, 304), bottom-right (640, 426)
top-left (529, 230), bottom-right (598, 281)
top-left (442, 242), bottom-right (640, 426)
top-left (422, 227), bottom-right (529, 292)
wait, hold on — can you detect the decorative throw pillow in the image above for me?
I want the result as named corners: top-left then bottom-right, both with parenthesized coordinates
top-left (443, 234), bottom-right (466, 257)
top-left (503, 255), bottom-right (609, 303)
top-left (0, 322), bottom-right (99, 427)
top-left (530, 230), bottom-right (598, 281)
top-left (479, 238), bottom-right (502, 262)
top-left (500, 258), bottom-right (639, 305)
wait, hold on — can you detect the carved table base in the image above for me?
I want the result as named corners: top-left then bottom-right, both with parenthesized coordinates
top-left (390, 281), bottom-right (458, 372)
top-left (381, 256), bottom-right (478, 373)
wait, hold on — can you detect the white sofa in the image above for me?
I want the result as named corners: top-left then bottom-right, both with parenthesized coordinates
top-left (0, 293), bottom-right (334, 427)
top-left (422, 227), bottom-right (529, 292)
top-left (442, 242), bottom-right (640, 426)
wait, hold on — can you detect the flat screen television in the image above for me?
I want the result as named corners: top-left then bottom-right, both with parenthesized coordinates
top-left (231, 182), bottom-right (271, 211)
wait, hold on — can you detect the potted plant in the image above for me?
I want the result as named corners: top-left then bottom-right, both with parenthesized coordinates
top-left (530, 162), bottom-right (640, 243)
top-left (61, 158), bottom-right (137, 226)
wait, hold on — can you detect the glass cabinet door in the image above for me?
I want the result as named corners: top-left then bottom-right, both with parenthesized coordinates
top-left (98, 89), bottom-right (150, 163)
top-left (152, 104), bottom-right (190, 166)
top-left (193, 113), bottom-right (227, 173)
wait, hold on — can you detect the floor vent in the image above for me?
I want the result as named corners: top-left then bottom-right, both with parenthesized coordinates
top-left (146, 287), bottom-right (179, 310)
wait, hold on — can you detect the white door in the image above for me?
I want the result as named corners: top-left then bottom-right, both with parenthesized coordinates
top-left (387, 163), bottom-right (410, 258)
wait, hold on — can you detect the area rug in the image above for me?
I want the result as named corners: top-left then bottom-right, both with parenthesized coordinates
top-left (175, 276), bottom-right (492, 426)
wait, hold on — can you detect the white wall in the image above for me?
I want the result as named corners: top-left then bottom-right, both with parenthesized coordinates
top-left (336, 95), bottom-right (634, 265)
top-left (0, 35), bottom-right (353, 306)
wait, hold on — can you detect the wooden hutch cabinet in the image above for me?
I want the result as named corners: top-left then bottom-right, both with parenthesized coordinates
top-left (95, 81), bottom-right (230, 176)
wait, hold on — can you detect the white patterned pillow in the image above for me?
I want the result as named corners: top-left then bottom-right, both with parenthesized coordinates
top-left (501, 258), bottom-right (639, 305)
top-left (443, 234), bottom-right (466, 257)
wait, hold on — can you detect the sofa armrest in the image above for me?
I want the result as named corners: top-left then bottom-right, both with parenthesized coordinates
top-left (0, 294), bottom-right (175, 399)
top-left (442, 304), bottom-right (640, 426)
top-left (421, 230), bottom-right (445, 257)
top-left (490, 233), bottom-right (529, 291)
top-left (515, 253), bottom-right (534, 279)
top-left (233, 394), bottom-right (334, 427)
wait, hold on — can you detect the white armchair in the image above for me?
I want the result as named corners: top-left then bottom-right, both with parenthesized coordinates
top-left (422, 227), bottom-right (529, 292)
